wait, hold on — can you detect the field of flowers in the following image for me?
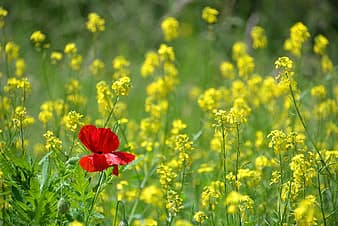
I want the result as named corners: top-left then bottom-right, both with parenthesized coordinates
top-left (0, 1), bottom-right (337, 226)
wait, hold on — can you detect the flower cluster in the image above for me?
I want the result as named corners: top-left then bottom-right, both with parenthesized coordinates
top-left (284, 22), bottom-right (310, 56)
top-left (202, 6), bottom-right (219, 24)
top-left (86, 12), bottom-right (105, 33)
top-left (161, 17), bottom-right (179, 42)
top-left (250, 26), bottom-right (268, 49)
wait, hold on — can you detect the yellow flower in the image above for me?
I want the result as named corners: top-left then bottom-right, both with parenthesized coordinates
top-left (50, 51), bottom-right (63, 64)
top-left (193, 211), bottom-right (208, 223)
top-left (141, 51), bottom-right (159, 77)
top-left (311, 85), bottom-right (326, 99)
top-left (174, 220), bottom-right (193, 226)
top-left (0, 6), bottom-right (8, 28)
top-left (202, 6), bottom-right (219, 24)
top-left (232, 41), bottom-right (248, 61)
top-left (5, 41), bottom-right (20, 61)
top-left (321, 54), bottom-right (333, 74)
top-left (158, 44), bottom-right (175, 62)
top-left (290, 22), bottom-right (310, 43)
top-left (15, 58), bottom-right (26, 77)
top-left (70, 54), bottom-right (83, 71)
top-left (140, 185), bottom-right (163, 207)
top-left (86, 12), bottom-right (105, 33)
top-left (161, 17), bottom-right (179, 42)
top-left (90, 59), bottom-right (105, 75)
top-left (313, 34), bottom-right (329, 55)
top-left (220, 61), bottom-right (235, 79)
top-left (43, 130), bottom-right (62, 150)
top-left (64, 42), bottom-right (77, 55)
top-left (30, 30), bottom-right (46, 48)
top-left (112, 56), bottom-right (130, 70)
top-left (237, 54), bottom-right (255, 78)
top-left (112, 76), bottom-right (132, 96)
top-left (284, 22), bottom-right (310, 57)
top-left (251, 26), bottom-right (268, 49)
top-left (62, 110), bottom-right (83, 132)
top-left (294, 195), bottom-right (317, 226)
top-left (68, 220), bottom-right (84, 226)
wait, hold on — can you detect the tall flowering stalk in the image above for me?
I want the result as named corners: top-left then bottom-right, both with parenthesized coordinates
top-left (274, 56), bottom-right (332, 225)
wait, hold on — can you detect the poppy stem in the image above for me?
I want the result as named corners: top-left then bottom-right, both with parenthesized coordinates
top-left (85, 171), bottom-right (105, 226)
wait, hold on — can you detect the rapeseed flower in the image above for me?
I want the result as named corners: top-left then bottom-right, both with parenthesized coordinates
top-left (43, 130), bottom-right (62, 150)
top-left (50, 51), bottom-right (63, 64)
top-left (220, 61), bottom-right (235, 79)
top-left (202, 6), bottom-right (219, 24)
top-left (112, 76), bottom-right (132, 96)
top-left (161, 17), bottom-right (179, 41)
top-left (294, 195), bottom-right (317, 226)
top-left (5, 41), bottom-right (20, 61)
top-left (15, 58), bottom-right (26, 77)
top-left (0, 6), bottom-right (8, 28)
top-left (30, 30), bottom-right (47, 49)
top-left (86, 12), bottom-right (105, 33)
top-left (313, 34), bottom-right (329, 55)
top-left (90, 59), bottom-right (105, 75)
top-left (251, 26), bottom-right (268, 49)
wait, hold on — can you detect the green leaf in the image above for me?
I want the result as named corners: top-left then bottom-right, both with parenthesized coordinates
top-left (39, 156), bottom-right (50, 192)
top-left (122, 155), bottom-right (144, 171)
top-left (38, 151), bottom-right (53, 166)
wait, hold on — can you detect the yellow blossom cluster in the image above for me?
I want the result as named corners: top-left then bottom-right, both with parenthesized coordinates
top-left (86, 12), bottom-right (105, 33)
top-left (161, 17), bottom-right (179, 42)
top-left (284, 22), bottom-right (310, 56)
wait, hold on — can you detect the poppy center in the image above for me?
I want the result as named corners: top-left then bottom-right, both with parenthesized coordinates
top-left (97, 151), bottom-right (103, 154)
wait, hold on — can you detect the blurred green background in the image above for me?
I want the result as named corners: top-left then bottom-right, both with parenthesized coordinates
top-left (3, 0), bottom-right (338, 59)
top-left (1, 0), bottom-right (337, 134)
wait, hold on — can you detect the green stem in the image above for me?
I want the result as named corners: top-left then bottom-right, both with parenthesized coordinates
top-left (235, 124), bottom-right (242, 226)
top-left (85, 171), bottom-right (105, 226)
top-left (235, 124), bottom-right (240, 191)
top-left (128, 166), bottom-right (156, 224)
top-left (317, 168), bottom-right (327, 226)
top-left (289, 84), bottom-right (332, 178)
top-left (220, 125), bottom-right (230, 226)
top-left (278, 153), bottom-right (284, 225)
top-left (113, 201), bottom-right (122, 226)
top-left (103, 96), bottom-right (119, 128)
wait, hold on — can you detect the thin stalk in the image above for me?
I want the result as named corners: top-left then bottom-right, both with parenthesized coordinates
top-left (113, 201), bottom-right (122, 226)
top-left (85, 171), bottom-right (105, 226)
top-left (235, 124), bottom-right (242, 226)
top-left (235, 124), bottom-right (240, 191)
top-left (289, 84), bottom-right (332, 178)
top-left (221, 126), bottom-right (227, 192)
top-left (278, 152), bottom-right (284, 225)
top-left (317, 168), bottom-right (327, 226)
top-left (220, 125), bottom-right (230, 225)
top-left (103, 96), bottom-right (119, 128)
top-left (127, 166), bottom-right (156, 224)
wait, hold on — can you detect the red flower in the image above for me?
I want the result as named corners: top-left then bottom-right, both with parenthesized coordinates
top-left (78, 125), bottom-right (135, 176)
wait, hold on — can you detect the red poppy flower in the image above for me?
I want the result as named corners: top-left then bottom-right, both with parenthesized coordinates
top-left (78, 125), bottom-right (135, 176)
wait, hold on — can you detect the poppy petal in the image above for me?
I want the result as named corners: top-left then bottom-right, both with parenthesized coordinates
top-left (97, 127), bottom-right (120, 153)
top-left (104, 152), bottom-right (135, 165)
top-left (78, 125), bottom-right (98, 153)
top-left (78, 125), bottom-right (120, 153)
top-left (79, 154), bottom-right (110, 172)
